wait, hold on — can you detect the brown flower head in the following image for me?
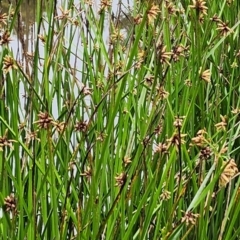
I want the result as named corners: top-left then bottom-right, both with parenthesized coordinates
top-left (189, 0), bottom-right (208, 16)
top-left (80, 166), bottom-right (92, 180)
top-left (25, 130), bottom-right (40, 143)
top-left (115, 172), bottom-right (127, 187)
top-left (219, 159), bottom-right (238, 187)
top-left (167, 133), bottom-right (187, 148)
top-left (123, 156), bottom-right (131, 166)
top-left (34, 112), bottom-right (54, 129)
top-left (231, 107), bottom-right (240, 115)
top-left (3, 55), bottom-right (17, 74)
top-left (0, 12), bottom-right (8, 26)
top-left (0, 30), bottom-right (12, 45)
top-left (52, 121), bottom-right (66, 133)
top-left (181, 211), bottom-right (200, 225)
top-left (0, 130), bottom-right (16, 151)
top-left (38, 34), bottom-right (46, 43)
top-left (4, 193), bottom-right (17, 213)
top-left (172, 45), bottom-right (186, 61)
top-left (133, 14), bottom-right (143, 25)
top-left (96, 131), bottom-right (107, 142)
top-left (135, 49), bottom-right (145, 69)
top-left (216, 21), bottom-right (233, 36)
top-left (147, 4), bottom-right (160, 23)
top-left (200, 68), bottom-right (211, 83)
top-left (75, 120), bottom-right (88, 133)
top-left (173, 116), bottom-right (185, 128)
top-left (156, 85), bottom-right (169, 100)
top-left (111, 29), bottom-right (124, 43)
top-left (82, 85), bottom-right (92, 95)
top-left (154, 142), bottom-right (168, 154)
top-left (199, 146), bottom-right (212, 160)
top-left (154, 124), bottom-right (162, 135)
top-left (215, 115), bottom-right (227, 131)
top-left (184, 79), bottom-right (192, 87)
top-left (166, 1), bottom-right (178, 16)
top-left (157, 45), bottom-right (172, 65)
top-left (55, 6), bottom-right (70, 20)
top-left (191, 129), bottom-right (207, 147)
top-left (210, 15), bottom-right (222, 23)
top-left (145, 75), bottom-right (154, 86)
top-left (99, 0), bottom-right (111, 13)
top-left (160, 189), bottom-right (171, 201)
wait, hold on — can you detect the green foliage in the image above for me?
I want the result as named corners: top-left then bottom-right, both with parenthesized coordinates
top-left (0, 0), bottom-right (240, 239)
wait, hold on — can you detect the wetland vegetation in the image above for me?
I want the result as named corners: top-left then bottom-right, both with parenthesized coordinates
top-left (0, 0), bottom-right (240, 239)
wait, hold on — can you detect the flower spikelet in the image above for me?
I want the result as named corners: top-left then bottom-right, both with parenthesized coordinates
top-left (147, 4), bottom-right (160, 23)
top-left (219, 159), bottom-right (238, 187)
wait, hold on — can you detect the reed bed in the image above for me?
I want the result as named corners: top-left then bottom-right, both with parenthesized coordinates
top-left (0, 0), bottom-right (240, 239)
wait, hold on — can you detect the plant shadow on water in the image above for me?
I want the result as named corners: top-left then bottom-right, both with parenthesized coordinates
top-left (0, 0), bottom-right (240, 239)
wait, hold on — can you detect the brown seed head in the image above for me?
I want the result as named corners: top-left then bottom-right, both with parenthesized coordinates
top-left (115, 172), bottom-right (127, 187)
top-left (199, 146), bottom-right (212, 160)
top-left (0, 130), bottom-right (16, 151)
top-left (75, 120), bottom-right (88, 133)
top-left (34, 112), bottom-right (54, 129)
top-left (181, 211), bottom-right (200, 226)
top-left (147, 4), bottom-right (160, 23)
top-left (219, 159), bottom-right (238, 187)
top-left (0, 30), bottom-right (12, 45)
top-left (4, 193), bottom-right (17, 213)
